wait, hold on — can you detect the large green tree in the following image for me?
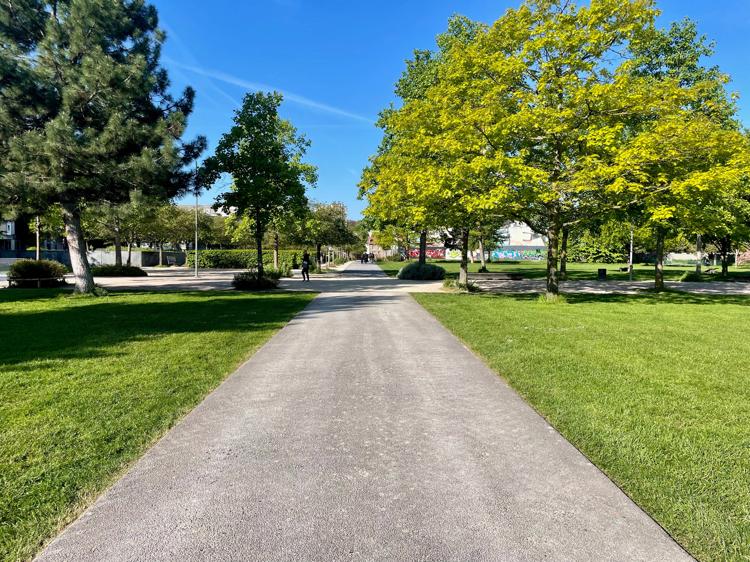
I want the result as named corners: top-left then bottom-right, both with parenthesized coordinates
top-left (203, 91), bottom-right (316, 279)
top-left (0, 0), bottom-right (204, 292)
top-left (301, 202), bottom-right (357, 266)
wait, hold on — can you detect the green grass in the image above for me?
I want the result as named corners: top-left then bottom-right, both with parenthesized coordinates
top-left (379, 259), bottom-right (750, 283)
top-left (0, 289), bottom-right (315, 561)
top-left (413, 291), bottom-right (750, 561)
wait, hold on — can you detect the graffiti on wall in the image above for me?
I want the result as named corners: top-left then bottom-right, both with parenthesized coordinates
top-left (491, 249), bottom-right (544, 261)
top-left (407, 248), bottom-right (446, 259)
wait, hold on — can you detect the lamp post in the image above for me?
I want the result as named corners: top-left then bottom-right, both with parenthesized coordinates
top-left (194, 162), bottom-right (199, 278)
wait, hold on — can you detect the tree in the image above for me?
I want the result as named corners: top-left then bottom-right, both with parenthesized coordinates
top-left (302, 202), bottom-right (357, 266)
top-left (626, 16), bottom-right (749, 282)
top-left (595, 114), bottom-right (750, 289)
top-left (361, 16), bottom-right (486, 269)
top-left (203, 92), bottom-right (316, 279)
top-left (0, 0), bottom-right (205, 292)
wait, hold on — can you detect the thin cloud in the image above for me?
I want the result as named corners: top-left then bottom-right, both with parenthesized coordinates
top-left (161, 24), bottom-right (242, 108)
top-left (165, 59), bottom-right (374, 124)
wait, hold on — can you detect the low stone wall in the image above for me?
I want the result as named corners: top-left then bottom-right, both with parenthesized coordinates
top-left (88, 249), bottom-right (186, 267)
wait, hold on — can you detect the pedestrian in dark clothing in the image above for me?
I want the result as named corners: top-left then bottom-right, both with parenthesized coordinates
top-left (301, 251), bottom-right (311, 281)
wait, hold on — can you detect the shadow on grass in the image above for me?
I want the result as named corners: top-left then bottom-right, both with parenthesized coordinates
top-left (465, 290), bottom-right (750, 306)
top-left (0, 291), bottom-right (314, 369)
top-left (0, 287), bottom-right (74, 303)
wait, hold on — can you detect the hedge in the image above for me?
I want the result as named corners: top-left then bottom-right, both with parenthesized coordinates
top-left (185, 249), bottom-right (302, 269)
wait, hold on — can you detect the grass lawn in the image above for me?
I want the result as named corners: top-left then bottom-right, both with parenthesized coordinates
top-left (379, 259), bottom-right (750, 283)
top-left (413, 291), bottom-right (750, 561)
top-left (0, 289), bottom-right (315, 561)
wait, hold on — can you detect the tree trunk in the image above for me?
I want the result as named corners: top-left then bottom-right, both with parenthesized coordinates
top-left (61, 201), bottom-right (95, 293)
top-left (113, 219), bottom-right (123, 267)
top-left (459, 228), bottom-right (469, 286)
top-left (546, 223), bottom-right (560, 296)
top-left (127, 241), bottom-right (133, 266)
top-left (479, 237), bottom-right (487, 270)
top-left (255, 214), bottom-right (265, 279)
top-left (720, 235), bottom-right (731, 277)
top-left (418, 230), bottom-right (427, 265)
top-left (35, 215), bottom-right (41, 260)
top-left (273, 231), bottom-right (279, 270)
top-left (316, 243), bottom-right (322, 268)
top-left (654, 228), bottom-right (665, 291)
top-left (628, 226), bottom-right (634, 281)
top-left (559, 226), bottom-right (569, 280)
top-left (158, 243), bottom-right (164, 266)
top-left (695, 234), bottom-right (702, 274)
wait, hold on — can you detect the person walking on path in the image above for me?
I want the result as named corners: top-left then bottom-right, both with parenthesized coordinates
top-left (301, 251), bottom-right (311, 282)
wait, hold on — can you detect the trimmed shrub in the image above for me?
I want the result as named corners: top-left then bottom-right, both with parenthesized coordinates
top-left (231, 271), bottom-right (279, 290)
top-left (186, 249), bottom-right (301, 270)
top-left (91, 265), bottom-right (148, 277)
top-left (8, 259), bottom-right (67, 288)
top-left (679, 271), bottom-right (704, 283)
top-left (397, 262), bottom-right (446, 280)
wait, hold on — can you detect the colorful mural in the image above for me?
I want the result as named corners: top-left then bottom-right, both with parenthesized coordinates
top-left (491, 249), bottom-right (544, 261)
top-left (407, 248), bottom-right (446, 259)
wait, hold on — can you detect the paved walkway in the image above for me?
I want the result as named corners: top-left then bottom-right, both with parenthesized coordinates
top-left (37, 263), bottom-right (690, 561)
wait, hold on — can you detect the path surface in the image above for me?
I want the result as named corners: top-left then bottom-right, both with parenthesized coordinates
top-left (37, 263), bottom-right (691, 561)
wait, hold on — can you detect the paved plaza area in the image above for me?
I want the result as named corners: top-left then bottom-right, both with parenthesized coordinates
top-left (2, 261), bottom-right (744, 296)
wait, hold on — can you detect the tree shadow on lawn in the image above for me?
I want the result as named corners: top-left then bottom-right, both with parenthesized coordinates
top-left (0, 291), bottom-right (313, 369)
top-left (0, 287), bottom-right (73, 303)
top-left (469, 290), bottom-right (750, 307)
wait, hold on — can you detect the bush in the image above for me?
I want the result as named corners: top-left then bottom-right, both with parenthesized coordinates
top-left (679, 271), bottom-right (704, 283)
top-left (231, 271), bottom-right (279, 291)
top-left (443, 278), bottom-right (479, 292)
top-left (8, 259), bottom-right (67, 288)
top-left (186, 249), bottom-right (301, 270)
top-left (264, 263), bottom-right (293, 280)
top-left (91, 265), bottom-right (148, 277)
top-left (397, 262), bottom-right (446, 280)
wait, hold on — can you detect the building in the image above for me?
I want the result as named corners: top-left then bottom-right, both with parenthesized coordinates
top-left (0, 218), bottom-right (16, 251)
top-left (493, 222), bottom-right (546, 260)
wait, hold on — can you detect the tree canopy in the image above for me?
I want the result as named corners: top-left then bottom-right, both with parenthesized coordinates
top-left (202, 91), bottom-right (316, 279)
top-left (0, 0), bottom-right (205, 292)
top-left (361, 0), bottom-right (750, 294)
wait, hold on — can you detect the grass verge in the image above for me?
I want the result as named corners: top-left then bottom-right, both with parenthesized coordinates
top-left (413, 291), bottom-right (750, 561)
top-left (0, 289), bottom-right (315, 561)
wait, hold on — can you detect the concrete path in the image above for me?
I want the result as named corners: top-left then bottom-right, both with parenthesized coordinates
top-left (35, 263), bottom-right (747, 295)
top-left (37, 263), bottom-right (691, 561)
top-left (473, 277), bottom-right (750, 295)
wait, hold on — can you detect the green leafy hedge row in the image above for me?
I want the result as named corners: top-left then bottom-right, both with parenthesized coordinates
top-left (186, 250), bottom-right (302, 269)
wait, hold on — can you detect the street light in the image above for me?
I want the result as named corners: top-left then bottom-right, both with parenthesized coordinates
top-left (194, 161), bottom-right (200, 278)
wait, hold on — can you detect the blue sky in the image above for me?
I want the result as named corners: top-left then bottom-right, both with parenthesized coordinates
top-left (156, 0), bottom-right (750, 217)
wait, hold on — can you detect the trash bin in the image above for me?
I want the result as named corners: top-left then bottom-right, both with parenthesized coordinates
top-left (597, 268), bottom-right (607, 281)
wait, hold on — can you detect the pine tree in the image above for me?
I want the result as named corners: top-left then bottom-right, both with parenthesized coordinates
top-left (0, 0), bottom-right (205, 292)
